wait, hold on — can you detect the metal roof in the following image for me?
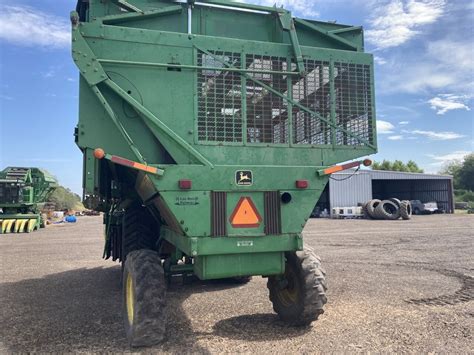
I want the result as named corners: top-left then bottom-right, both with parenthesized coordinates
top-left (333, 169), bottom-right (452, 180)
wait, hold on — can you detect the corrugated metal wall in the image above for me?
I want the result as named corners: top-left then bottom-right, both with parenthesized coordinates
top-left (329, 172), bottom-right (372, 211)
top-left (328, 170), bottom-right (454, 214)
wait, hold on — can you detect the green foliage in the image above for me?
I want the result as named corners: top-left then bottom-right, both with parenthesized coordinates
top-left (440, 160), bottom-right (462, 188)
top-left (371, 159), bottom-right (424, 173)
top-left (458, 154), bottom-right (474, 191)
top-left (47, 186), bottom-right (83, 210)
top-left (440, 153), bottom-right (474, 191)
top-left (454, 190), bottom-right (474, 203)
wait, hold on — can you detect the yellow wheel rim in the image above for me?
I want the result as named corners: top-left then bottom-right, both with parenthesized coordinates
top-left (126, 273), bottom-right (135, 325)
top-left (277, 265), bottom-right (300, 307)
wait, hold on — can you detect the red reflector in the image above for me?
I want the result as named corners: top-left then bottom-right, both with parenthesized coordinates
top-left (179, 179), bottom-right (192, 189)
top-left (296, 180), bottom-right (308, 189)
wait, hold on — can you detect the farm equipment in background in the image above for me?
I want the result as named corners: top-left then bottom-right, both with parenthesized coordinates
top-left (410, 200), bottom-right (439, 214)
top-left (71, 0), bottom-right (377, 346)
top-left (0, 167), bottom-right (58, 233)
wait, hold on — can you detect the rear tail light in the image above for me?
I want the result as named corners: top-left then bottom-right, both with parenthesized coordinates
top-left (295, 180), bottom-right (308, 189)
top-left (179, 179), bottom-right (192, 189)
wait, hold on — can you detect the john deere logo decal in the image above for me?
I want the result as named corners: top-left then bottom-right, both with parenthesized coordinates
top-left (236, 170), bottom-right (253, 186)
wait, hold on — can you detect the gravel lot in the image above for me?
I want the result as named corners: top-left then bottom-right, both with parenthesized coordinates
top-left (1, 214), bottom-right (473, 353)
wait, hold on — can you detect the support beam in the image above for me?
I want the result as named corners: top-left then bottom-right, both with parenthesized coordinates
top-left (104, 79), bottom-right (214, 167)
top-left (102, 5), bottom-right (183, 25)
top-left (295, 18), bottom-right (358, 51)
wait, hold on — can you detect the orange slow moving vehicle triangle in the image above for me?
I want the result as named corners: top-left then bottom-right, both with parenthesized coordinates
top-left (230, 197), bottom-right (262, 228)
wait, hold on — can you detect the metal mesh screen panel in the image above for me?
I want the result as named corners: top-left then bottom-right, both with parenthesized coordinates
top-left (293, 60), bottom-right (331, 144)
top-left (197, 51), bottom-right (373, 147)
top-left (334, 63), bottom-right (373, 146)
top-left (197, 51), bottom-right (242, 142)
top-left (245, 55), bottom-right (290, 144)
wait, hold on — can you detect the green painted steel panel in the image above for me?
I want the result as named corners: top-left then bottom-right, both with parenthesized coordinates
top-left (72, 0), bottom-right (378, 277)
top-left (194, 252), bottom-right (285, 279)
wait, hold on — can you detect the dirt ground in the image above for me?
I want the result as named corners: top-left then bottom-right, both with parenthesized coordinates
top-left (0, 214), bottom-right (472, 353)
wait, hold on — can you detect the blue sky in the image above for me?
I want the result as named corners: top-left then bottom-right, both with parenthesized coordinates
top-left (0, 0), bottom-right (473, 195)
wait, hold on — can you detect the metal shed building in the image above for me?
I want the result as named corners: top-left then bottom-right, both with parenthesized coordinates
top-left (315, 169), bottom-right (454, 215)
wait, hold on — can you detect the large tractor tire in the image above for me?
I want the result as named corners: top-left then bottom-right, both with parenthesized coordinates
top-left (400, 200), bottom-right (412, 220)
top-left (267, 247), bottom-right (327, 326)
top-left (374, 200), bottom-right (400, 220)
top-left (123, 249), bottom-right (167, 347)
top-left (366, 199), bottom-right (381, 219)
top-left (388, 198), bottom-right (401, 208)
top-left (122, 203), bottom-right (159, 265)
top-left (362, 202), bottom-right (372, 219)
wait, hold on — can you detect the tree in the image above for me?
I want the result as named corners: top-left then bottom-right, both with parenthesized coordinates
top-left (406, 160), bottom-right (424, 173)
top-left (392, 160), bottom-right (407, 172)
top-left (380, 160), bottom-right (392, 170)
top-left (440, 160), bottom-right (462, 188)
top-left (440, 153), bottom-right (474, 191)
top-left (458, 154), bottom-right (474, 191)
top-left (47, 186), bottom-right (84, 210)
top-left (371, 159), bottom-right (424, 173)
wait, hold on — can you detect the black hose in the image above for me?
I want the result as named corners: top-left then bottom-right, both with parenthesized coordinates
top-left (329, 166), bottom-right (361, 181)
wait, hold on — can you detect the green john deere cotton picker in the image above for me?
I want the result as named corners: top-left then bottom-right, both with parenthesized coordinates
top-left (72, 0), bottom-right (377, 346)
top-left (0, 167), bottom-right (57, 233)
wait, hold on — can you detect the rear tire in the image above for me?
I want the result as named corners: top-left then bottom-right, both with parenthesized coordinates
top-left (123, 249), bottom-right (166, 347)
top-left (268, 247), bottom-right (327, 326)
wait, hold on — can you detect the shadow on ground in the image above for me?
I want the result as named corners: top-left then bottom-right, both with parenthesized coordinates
top-left (0, 268), bottom-right (311, 352)
top-left (0, 267), bottom-right (212, 352)
top-left (212, 313), bottom-right (312, 341)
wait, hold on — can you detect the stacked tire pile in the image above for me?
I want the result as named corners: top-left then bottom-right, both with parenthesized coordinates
top-left (362, 199), bottom-right (412, 220)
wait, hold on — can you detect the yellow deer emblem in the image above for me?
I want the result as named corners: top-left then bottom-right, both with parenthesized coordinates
top-left (238, 172), bottom-right (251, 183)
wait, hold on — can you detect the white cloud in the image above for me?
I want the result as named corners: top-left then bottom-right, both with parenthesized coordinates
top-left (399, 121), bottom-right (410, 125)
top-left (388, 135), bottom-right (404, 140)
top-left (427, 39), bottom-right (473, 71)
top-left (379, 39), bottom-right (474, 94)
top-left (410, 129), bottom-right (465, 140)
top-left (0, 5), bottom-right (69, 48)
top-left (377, 120), bottom-right (395, 134)
top-left (251, 0), bottom-right (319, 18)
top-left (427, 150), bottom-right (471, 166)
top-left (366, 0), bottom-right (446, 49)
top-left (429, 94), bottom-right (471, 115)
top-left (374, 56), bottom-right (387, 65)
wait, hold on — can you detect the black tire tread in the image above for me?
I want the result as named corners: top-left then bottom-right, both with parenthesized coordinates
top-left (123, 249), bottom-right (166, 347)
top-left (367, 199), bottom-right (381, 219)
top-left (122, 204), bottom-right (158, 261)
top-left (374, 200), bottom-right (400, 220)
top-left (267, 247), bottom-right (327, 326)
top-left (388, 198), bottom-right (401, 207)
top-left (400, 200), bottom-right (412, 220)
top-left (362, 202), bottom-right (372, 219)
